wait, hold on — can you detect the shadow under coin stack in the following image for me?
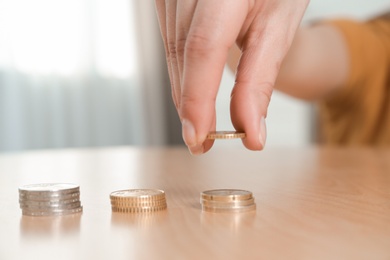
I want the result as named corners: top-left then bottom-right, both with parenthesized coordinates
top-left (19, 183), bottom-right (83, 216)
top-left (110, 189), bottom-right (167, 213)
top-left (201, 189), bottom-right (256, 213)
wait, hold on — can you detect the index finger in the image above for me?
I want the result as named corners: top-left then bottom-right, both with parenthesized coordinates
top-left (180, 0), bottom-right (249, 152)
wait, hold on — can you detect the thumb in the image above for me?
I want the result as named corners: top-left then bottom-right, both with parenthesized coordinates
top-left (230, 72), bottom-right (272, 151)
top-left (230, 2), bottom-right (307, 151)
top-left (230, 37), bottom-right (285, 150)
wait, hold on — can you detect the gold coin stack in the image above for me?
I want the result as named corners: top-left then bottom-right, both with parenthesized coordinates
top-left (110, 189), bottom-right (167, 213)
top-left (19, 183), bottom-right (83, 216)
top-left (200, 189), bottom-right (256, 213)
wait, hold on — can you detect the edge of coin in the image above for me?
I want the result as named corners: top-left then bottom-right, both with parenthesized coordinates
top-left (19, 192), bottom-right (81, 200)
top-left (110, 189), bottom-right (166, 201)
top-left (200, 198), bottom-right (255, 207)
top-left (19, 183), bottom-right (79, 194)
top-left (20, 201), bottom-right (82, 210)
top-left (206, 131), bottom-right (246, 139)
top-left (110, 200), bottom-right (167, 207)
top-left (201, 189), bottom-right (253, 202)
top-left (201, 204), bottom-right (256, 213)
top-left (111, 205), bottom-right (167, 213)
top-left (22, 206), bottom-right (83, 216)
top-left (19, 197), bottom-right (80, 206)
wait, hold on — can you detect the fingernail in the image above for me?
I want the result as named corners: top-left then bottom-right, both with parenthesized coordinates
top-left (182, 119), bottom-right (196, 147)
top-left (259, 117), bottom-right (267, 149)
top-left (182, 119), bottom-right (204, 155)
top-left (188, 144), bottom-right (204, 156)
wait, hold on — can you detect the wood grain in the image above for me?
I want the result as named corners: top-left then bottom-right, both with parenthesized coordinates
top-left (0, 146), bottom-right (389, 259)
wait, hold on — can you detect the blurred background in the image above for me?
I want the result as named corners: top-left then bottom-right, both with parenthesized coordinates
top-left (0, 0), bottom-right (388, 152)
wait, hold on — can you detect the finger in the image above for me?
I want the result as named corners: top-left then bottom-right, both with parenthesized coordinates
top-left (230, 41), bottom-right (276, 151)
top-left (180, 0), bottom-right (249, 152)
top-left (176, 0), bottom-right (197, 86)
top-left (231, 17), bottom-right (299, 150)
top-left (183, 109), bottom-right (215, 155)
top-left (165, 0), bottom-right (182, 110)
top-left (155, 0), bottom-right (179, 108)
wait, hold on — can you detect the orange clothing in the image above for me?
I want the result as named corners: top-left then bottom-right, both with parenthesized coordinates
top-left (319, 16), bottom-right (390, 146)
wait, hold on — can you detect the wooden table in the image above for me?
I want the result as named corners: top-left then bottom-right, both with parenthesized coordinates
top-left (0, 146), bottom-right (389, 259)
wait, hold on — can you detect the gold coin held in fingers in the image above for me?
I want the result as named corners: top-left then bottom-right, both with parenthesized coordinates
top-left (206, 131), bottom-right (246, 140)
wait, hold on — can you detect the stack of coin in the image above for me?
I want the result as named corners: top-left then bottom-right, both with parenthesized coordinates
top-left (200, 189), bottom-right (256, 213)
top-left (110, 189), bottom-right (167, 213)
top-left (19, 183), bottom-right (83, 216)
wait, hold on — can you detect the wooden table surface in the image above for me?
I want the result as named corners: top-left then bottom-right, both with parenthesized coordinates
top-left (0, 146), bottom-right (389, 259)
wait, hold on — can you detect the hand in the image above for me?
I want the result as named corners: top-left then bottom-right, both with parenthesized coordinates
top-left (155, 0), bottom-right (309, 155)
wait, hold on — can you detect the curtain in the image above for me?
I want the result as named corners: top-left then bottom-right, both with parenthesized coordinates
top-left (0, 0), bottom-right (181, 152)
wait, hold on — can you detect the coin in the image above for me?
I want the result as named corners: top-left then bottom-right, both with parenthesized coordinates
top-left (19, 183), bottom-right (79, 195)
top-left (21, 201), bottom-right (82, 210)
top-left (201, 189), bottom-right (253, 202)
top-left (111, 205), bottom-right (167, 213)
top-left (110, 189), bottom-right (167, 214)
top-left (22, 206), bottom-right (83, 216)
top-left (110, 200), bottom-right (167, 207)
top-left (19, 192), bottom-right (80, 201)
top-left (110, 189), bottom-right (165, 201)
top-left (200, 198), bottom-right (255, 208)
top-left (19, 197), bottom-right (80, 207)
top-left (201, 204), bottom-right (256, 213)
top-left (206, 131), bottom-right (246, 139)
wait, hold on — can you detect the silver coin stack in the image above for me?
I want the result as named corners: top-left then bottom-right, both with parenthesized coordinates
top-left (19, 183), bottom-right (83, 216)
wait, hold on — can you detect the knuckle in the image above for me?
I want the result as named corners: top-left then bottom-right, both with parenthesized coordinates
top-left (232, 80), bottom-right (274, 105)
top-left (175, 37), bottom-right (186, 65)
top-left (167, 38), bottom-right (187, 63)
top-left (185, 31), bottom-right (216, 58)
top-left (167, 40), bottom-right (178, 59)
top-left (181, 91), bottom-right (216, 108)
top-left (257, 82), bottom-right (273, 96)
top-left (181, 92), bottom-right (200, 105)
top-left (176, 37), bottom-right (186, 55)
top-left (255, 83), bottom-right (274, 105)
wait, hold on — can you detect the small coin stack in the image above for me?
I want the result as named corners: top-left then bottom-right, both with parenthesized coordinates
top-left (200, 189), bottom-right (256, 213)
top-left (19, 183), bottom-right (83, 216)
top-left (110, 189), bottom-right (167, 213)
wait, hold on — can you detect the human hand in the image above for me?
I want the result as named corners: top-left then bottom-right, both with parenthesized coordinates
top-left (155, 0), bottom-right (309, 155)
